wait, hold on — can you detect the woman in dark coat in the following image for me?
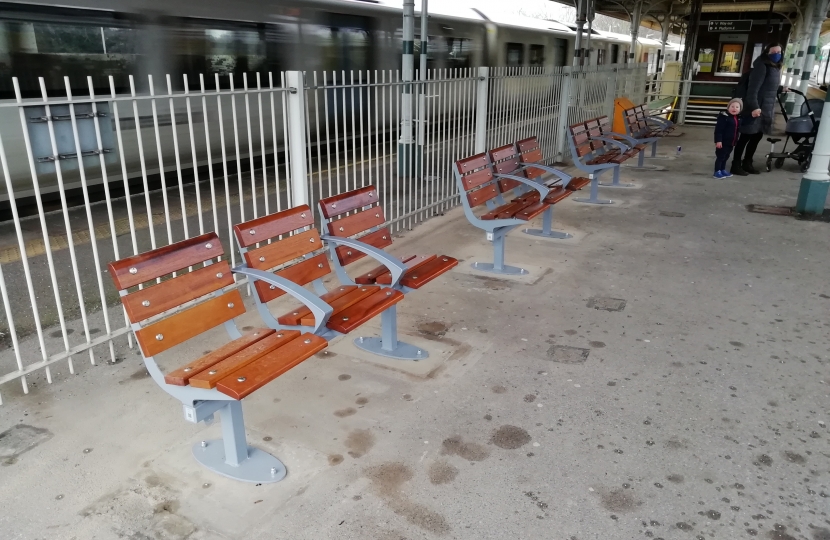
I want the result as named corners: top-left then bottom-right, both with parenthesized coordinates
top-left (731, 43), bottom-right (783, 175)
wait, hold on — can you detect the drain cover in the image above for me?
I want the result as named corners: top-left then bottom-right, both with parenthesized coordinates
top-left (746, 204), bottom-right (794, 216)
top-left (587, 297), bottom-right (627, 312)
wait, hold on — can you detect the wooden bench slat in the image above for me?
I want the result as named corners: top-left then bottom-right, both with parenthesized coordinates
top-left (375, 254), bottom-right (437, 285)
top-left (233, 205), bottom-right (314, 248)
top-left (109, 232), bottom-right (222, 290)
top-left (399, 256), bottom-right (458, 289)
top-left (327, 207), bottom-right (386, 238)
top-left (135, 290), bottom-right (246, 357)
top-left (456, 153), bottom-right (489, 173)
top-left (122, 260), bottom-right (233, 323)
top-left (467, 185), bottom-right (499, 208)
top-left (164, 328), bottom-right (275, 386)
top-left (319, 186), bottom-right (378, 219)
top-left (489, 143), bottom-right (516, 162)
top-left (325, 288), bottom-right (404, 334)
top-left (353, 254), bottom-right (418, 285)
top-left (514, 201), bottom-right (549, 221)
top-left (244, 229), bottom-right (320, 270)
top-left (334, 227), bottom-right (394, 266)
top-left (188, 330), bottom-right (301, 389)
top-left (460, 168), bottom-right (494, 190)
top-left (277, 285), bottom-right (359, 326)
top-left (565, 177), bottom-right (591, 191)
top-left (215, 333), bottom-right (327, 400)
top-left (253, 252), bottom-right (331, 303)
top-left (299, 286), bottom-right (380, 326)
top-left (493, 156), bottom-right (522, 174)
top-left (516, 137), bottom-right (536, 152)
top-left (497, 177), bottom-right (523, 193)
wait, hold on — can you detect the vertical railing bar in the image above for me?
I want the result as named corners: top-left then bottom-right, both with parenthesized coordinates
top-left (166, 75), bottom-right (189, 242)
top-left (341, 70), bottom-right (349, 196)
top-left (280, 72), bottom-right (293, 209)
top-left (395, 69), bottom-right (400, 230)
top-left (380, 70), bottom-right (387, 221)
top-left (200, 74), bottom-right (220, 237)
top-left (322, 72), bottom-right (333, 204)
top-left (129, 76), bottom-right (157, 250)
top-left (243, 73), bottom-right (257, 219)
top-left (184, 75), bottom-right (205, 235)
top-left (229, 74), bottom-right (245, 224)
top-left (268, 72), bottom-right (281, 214)
top-left (147, 75), bottom-right (174, 247)
top-left (215, 73), bottom-right (236, 270)
top-left (256, 73), bottom-right (269, 218)
top-left (64, 77), bottom-right (111, 366)
top-left (350, 70), bottom-right (358, 192)
top-left (87, 77), bottom-right (125, 361)
top-left (37, 77), bottom-right (90, 376)
top-left (358, 70), bottom-right (365, 187)
top-left (312, 72), bottom-right (324, 209)
top-left (303, 71), bottom-right (314, 213)
top-left (332, 71), bottom-right (341, 201)
top-left (372, 69), bottom-right (378, 194)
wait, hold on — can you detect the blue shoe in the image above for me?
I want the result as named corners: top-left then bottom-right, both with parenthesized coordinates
top-left (720, 170), bottom-right (733, 178)
top-left (713, 170), bottom-right (725, 179)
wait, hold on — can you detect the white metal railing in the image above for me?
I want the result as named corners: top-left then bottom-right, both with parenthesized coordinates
top-left (0, 64), bottom-right (648, 403)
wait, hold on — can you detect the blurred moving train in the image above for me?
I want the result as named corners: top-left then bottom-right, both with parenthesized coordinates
top-left (0, 0), bottom-right (680, 203)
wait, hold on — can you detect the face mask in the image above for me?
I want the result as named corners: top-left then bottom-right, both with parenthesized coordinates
top-left (769, 52), bottom-right (782, 63)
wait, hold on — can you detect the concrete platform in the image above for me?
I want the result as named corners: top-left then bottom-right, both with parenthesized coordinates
top-left (1, 125), bottom-right (830, 540)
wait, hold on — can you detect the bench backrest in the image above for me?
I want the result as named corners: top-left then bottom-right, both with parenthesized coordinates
top-left (488, 143), bottom-right (525, 193)
top-left (318, 185), bottom-right (394, 268)
top-left (515, 137), bottom-right (548, 180)
top-left (455, 153), bottom-right (502, 211)
top-left (233, 206), bottom-right (330, 303)
top-left (569, 122), bottom-right (599, 159)
top-left (624, 107), bottom-right (650, 136)
top-left (108, 233), bottom-right (244, 358)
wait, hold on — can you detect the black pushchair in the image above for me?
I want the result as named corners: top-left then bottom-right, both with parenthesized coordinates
top-left (765, 88), bottom-right (823, 172)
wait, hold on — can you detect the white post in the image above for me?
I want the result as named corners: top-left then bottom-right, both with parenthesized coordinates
top-left (399, 0), bottom-right (415, 176)
top-left (797, 0), bottom-right (829, 104)
top-left (417, 0), bottom-right (428, 146)
top-left (605, 67), bottom-right (617, 117)
top-left (474, 66), bottom-right (489, 153)
top-left (795, 88), bottom-right (830, 213)
top-left (555, 67), bottom-right (573, 161)
top-left (285, 71), bottom-right (308, 206)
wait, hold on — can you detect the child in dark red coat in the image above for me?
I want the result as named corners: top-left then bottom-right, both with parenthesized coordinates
top-left (713, 98), bottom-right (743, 178)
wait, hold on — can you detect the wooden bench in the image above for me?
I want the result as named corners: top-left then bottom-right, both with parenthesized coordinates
top-left (233, 202), bottom-right (445, 361)
top-left (621, 108), bottom-right (664, 163)
top-left (631, 104), bottom-right (677, 135)
top-left (516, 136), bottom-right (591, 192)
top-left (567, 118), bottom-right (643, 204)
top-left (454, 152), bottom-right (553, 274)
top-left (488, 141), bottom-right (579, 240)
top-left (108, 232), bottom-right (327, 483)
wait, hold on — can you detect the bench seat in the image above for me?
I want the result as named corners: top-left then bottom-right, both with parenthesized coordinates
top-left (513, 185), bottom-right (572, 205)
top-left (277, 284), bottom-right (403, 332)
top-left (564, 177), bottom-right (591, 191)
top-left (480, 199), bottom-right (549, 220)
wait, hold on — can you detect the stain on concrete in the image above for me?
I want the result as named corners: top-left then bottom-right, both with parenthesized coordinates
top-left (355, 397), bottom-right (369, 405)
top-left (440, 436), bottom-right (490, 461)
top-left (643, 232), bottom-right (670, 239)
top-left (338, 374), bottom-right (352, 381)
top-left (564, 329), bottom-right (578, 335)
top-left (491, 385), bottom-right (507, 394)
top-left (756, 454), bottom-right (773, 466)
top-left (120, 367), bottom-right (150, 384)
top-left (345, 429), bottom-right (375, 458)
top-left (316, 351), bottom-right (337, 358)
top-left (589, 341), bottom-right (606, 348)
top-left (367, 463), bottom-right (451, 535)
top-left (598, 488), bottom-right (641, 512)
top-left (665, 438), bottom-right (688, 450)
top-left (427, 461), bottom-right (459, 485)
top-left (0, 424), bottom-right (53, 463)
top-left (547, 345), bottom-right (590, 364)
top-left (50, 328), bottom-right (75, 338)
top-left (587, 297), bottom-right (627, 312)
top-left (729, 341), bottom-right (745, 347)
top-left (782, 451), bottom-right (806, 464)
top-left (328, 454), bottom-right (344, 466)
top-left (767, 524), bottom-right (797, 540)
top-left (811, 527), bottom-right (830, 540)
top-left (417, 321), bottom-right (448, 339)
top-left (523, 394), bottom-right (536, 403)
top-left (334, 407), bottom-right (357, 418)
top-left (666, 474), bottom-right (684, 484)
top-left (490, 425), bottom-right (531, 449)
top-left (675, 521), bottom-right (693, 531)
top-left (659, 211), bottom-right (685, 217)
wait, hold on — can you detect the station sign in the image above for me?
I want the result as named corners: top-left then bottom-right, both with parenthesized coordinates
top-left (708, 20), bottom-right (752, 32)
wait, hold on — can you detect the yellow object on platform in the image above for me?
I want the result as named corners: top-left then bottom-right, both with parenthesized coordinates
top-left (613, 96), bottom-right (636, 134)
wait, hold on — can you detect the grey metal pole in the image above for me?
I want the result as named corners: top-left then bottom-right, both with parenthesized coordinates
top-left (399, 0), bottom-right (415, 176)
top-left (629, 0), bottom-right (642, 64)
top-left (474, 66), bottom-right (489, 153)
top-left (797, 0), bottom-right (829, 103)
top-left (574, 0), bottom-right (586, 68)
top-left (657, 17), bottom-right (670, 73)
top-left (585, 0), bottom-right (595, 66)
top-left (285, 71), bottom-right (308, 205)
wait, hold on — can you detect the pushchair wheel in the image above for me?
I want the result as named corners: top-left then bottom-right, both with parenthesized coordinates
top-left (766, 158), bottom-right (773, 172)
top-left (800, 158), bottom-right (810, 172)
top-left (774, 157), bottom-right (785, 169)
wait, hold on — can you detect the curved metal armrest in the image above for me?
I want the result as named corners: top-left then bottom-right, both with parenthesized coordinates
top-left (589, 135), bottom-right (631, 151)
top-left (232, 266), bottom-right (333, 333)
top-left (645, 116), bottom-right (672, 128)
top-left (321, 236), bottom-right (408, 288)
top-left (518, 162), bottom-right (571, 183)
top-left (493, 173), bottom-right (550, 198)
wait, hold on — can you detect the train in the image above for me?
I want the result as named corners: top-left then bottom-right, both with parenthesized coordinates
top-left (0, 0), bottom-right (680, 204)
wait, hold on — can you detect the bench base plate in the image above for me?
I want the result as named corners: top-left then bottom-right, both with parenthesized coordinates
top-left (470, 261), bottom-right (528, 275)
top-left (192, 440), bottom-right (287, 483)
top-left (522, 228), bottom-right (573, 239)
top-left (353, 336), bottom-right (429, 361)
top-left (620, 163), bottom-right (665, 171)
top-left (572, 197), bottom-right (614, 205)
top-left (598, 181), bottom-right (636, 188)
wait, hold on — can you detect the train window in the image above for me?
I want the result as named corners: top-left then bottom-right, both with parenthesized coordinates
top-left (529, 45), bottom-right (544, 67)
top-left (611, 44), bottom-right (619, 64)
top-left (506, 43), bottom-right (523, 67)
top-left (716, 43), bottom-right (744, 76)
top-left (446, 38), bottom-right (471, 70)
top-left (597, 48), bottom-right (606, 65)
top-left (318, 13), bottom-right (373, 73)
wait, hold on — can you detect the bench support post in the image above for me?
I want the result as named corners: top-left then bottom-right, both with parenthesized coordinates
top-left (354, 305), bottom-right (429, 360)
top-left (191, 401), bottom-right (288, 483)
top-left (471, 228), bottom-right (528, 275)
top-left (523, 207), bottom-right (573, 239)
top-left (573, 172), bottom-right (613, 204)
top-left (598, 165), bottom-right (635, 188)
